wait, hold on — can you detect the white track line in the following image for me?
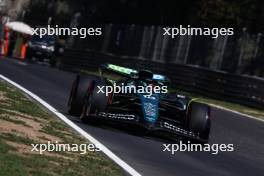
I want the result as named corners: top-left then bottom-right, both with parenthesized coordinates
top-left (0, 74), bottom-right (141, 176)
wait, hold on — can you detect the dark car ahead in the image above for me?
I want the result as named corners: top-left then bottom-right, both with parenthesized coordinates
top-left (26, 34), bottom-right (55, 63)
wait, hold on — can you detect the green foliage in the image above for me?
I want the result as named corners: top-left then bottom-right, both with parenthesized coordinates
top-left (24, 0), bottom-right (263, 31)
top-left (196, 0), bottom-right (258, 29)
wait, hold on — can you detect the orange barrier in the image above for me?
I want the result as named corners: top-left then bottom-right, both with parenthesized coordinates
top-left (0, 40), bottom-right (8, 56)
top-left (0, 41), bottom-right (3, 55)
top-left (1, 41), bottom-right (4, 55)
top-left (20, 43), bottom-right (27, 60)
top-left (4, 40), bottom-right (8, 56)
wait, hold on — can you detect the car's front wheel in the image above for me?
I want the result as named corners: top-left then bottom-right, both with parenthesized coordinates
top-left (68, 75), bottom-right (99, 116)
top-left (79, 80), bottom-right (110, 123)
top-left (80, 94), bottom-right (96, 123)
top-left (186, 102), bottom-right (211, 143)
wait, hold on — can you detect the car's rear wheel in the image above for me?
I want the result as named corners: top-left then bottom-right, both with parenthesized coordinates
top-left (186, 102), bottom-right (211, 143)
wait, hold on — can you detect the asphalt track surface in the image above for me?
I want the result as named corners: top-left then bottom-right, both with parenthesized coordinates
top-left (0, 58), bottom-right (263, 176)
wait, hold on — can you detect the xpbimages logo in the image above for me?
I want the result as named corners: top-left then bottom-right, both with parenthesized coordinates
top-left (163, 141), bottom-right (234, 155)
top-left (96, 83), bottom-right (168, 96)
top-left (163, 25), bottom-right (234, 39)
top-left (31, 141), bottom-right (101, 155)
top-left (32, 25), bottom-right (102, 38)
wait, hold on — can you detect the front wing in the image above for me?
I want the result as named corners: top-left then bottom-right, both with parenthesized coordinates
top-left (88, 112), bottom-right (205, 142)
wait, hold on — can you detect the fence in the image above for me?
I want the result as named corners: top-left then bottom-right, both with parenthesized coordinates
top-left (70, 24), bottom-right (264, 78)
top-left (61, 49), bottom-right (264, 110)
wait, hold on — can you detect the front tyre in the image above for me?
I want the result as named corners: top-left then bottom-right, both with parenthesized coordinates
top-left (186, 102), bottom-right (211, 143)
top-left (80, 80), bottom-right (109, 123)
top-left (68, 75), bottom-right (99, 116)
top-left (80, 94), bottom-right (96, 123)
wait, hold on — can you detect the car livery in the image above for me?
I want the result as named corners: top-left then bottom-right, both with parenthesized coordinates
top-left (68, 64), bottom-right (211, 143)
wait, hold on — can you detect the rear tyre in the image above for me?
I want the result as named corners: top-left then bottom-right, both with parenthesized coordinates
top-left (186, 102), bottom-right (211, 143)
top-left (80, 94), bottom-right (96, 123)
top-left (68, 75), bottom-right (99, 116)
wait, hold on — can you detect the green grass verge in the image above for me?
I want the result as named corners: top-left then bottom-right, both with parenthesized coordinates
top-left (0, 80), bottom-right (123, 176)
top-left (196, 97), bottom-right (264, 120)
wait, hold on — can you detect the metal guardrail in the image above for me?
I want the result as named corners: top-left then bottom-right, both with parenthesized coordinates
top-left (61, 49), bottom-right (264, 109)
